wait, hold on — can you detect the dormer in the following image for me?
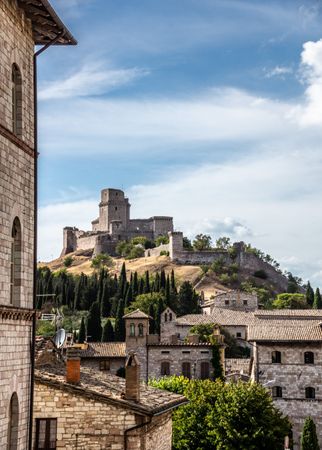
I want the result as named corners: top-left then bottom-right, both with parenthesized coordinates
top-left (161, 307), bottom-right (176, 324)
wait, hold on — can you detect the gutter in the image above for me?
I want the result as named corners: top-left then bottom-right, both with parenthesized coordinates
top-left (28, 31), bottom-right (65, 450)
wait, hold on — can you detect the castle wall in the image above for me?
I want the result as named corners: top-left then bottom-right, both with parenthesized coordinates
top-left (145, 244), bottom-right (170, 257)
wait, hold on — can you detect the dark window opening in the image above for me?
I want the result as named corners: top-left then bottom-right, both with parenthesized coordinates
top-left (236, 332), bottom-right (242, 338)
top-left (7, 393), bottom-right (19, 450)
top-left (200, 361), bottom-right (210, 380)
top-left (305, 387), bottom-right (315, 399)
top-left (100, 360), bottom-right (110, 371)
top-left (10, 217), bottom-right (22, 307)
top-left (243, 300), bottom-right (248, 305)
top-left (35, 418), bottom-right (57, 450)
top-left (164, 313), bottom-right (168, 322)
top-left (161, 361), bottom-right (170, 376)
top-left (169, 313), bottom-right (173, 321)
top-left (225, 300), bottom-right (230, 305)
top-left (272, 386), bottom-right (283, 398)
top-left (12, 64), bottom-right (23, 137)
top-left (129, 323), bottom-right (135, 337)
top-left (304, 351), bottom-right (314, 364)
top-left (182, 362), bottom-right (191, 379)
top-left (272, 351), bottom-right (281, 364)
top-left (138, 323), bottom-right (144, 337)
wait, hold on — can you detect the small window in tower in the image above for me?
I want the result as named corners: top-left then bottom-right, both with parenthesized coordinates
top-left (115, 207), bottom-right (118, 211)
top-left (305, 387), bottom-right (315, 399)
top-left (12, 64), bottom-right (23, 137)
top-left (138, 323), bottom-right (144, 336)
top-left (164, 313), bottom-right (168, 322)
top-left (169, 313), bottom-right (173, 321)
top-left (130, 323), bottom-right (135, 337)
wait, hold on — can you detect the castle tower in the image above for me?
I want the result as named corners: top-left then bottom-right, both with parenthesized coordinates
top-left (96, 188), bottom-right (130, 232)
top-left (123, 309), bottom-right (151, 381)
top-left (168, 231), bottom-right (184, 260)
top-left (0, 2), bottom-right (75, 448)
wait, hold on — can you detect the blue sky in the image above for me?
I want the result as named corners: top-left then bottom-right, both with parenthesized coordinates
top-left (38, 0), bottom-right (322, 287)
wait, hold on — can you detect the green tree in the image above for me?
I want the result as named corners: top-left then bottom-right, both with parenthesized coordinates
top-left (306, 282), bottom-right (315, 307)
top-left (313, 288), bottom-right (322, 309)
top-left (78, 317), bottom-right (86, 343)
top-left (155, 235), bottom-right (169, 246)
top-left (125, 292), bottom-right (165, 316)
top-left (183, 236), bottom-right (193, 250)
top-left (215, 236), bottom-right (231, 250)
top-left (91, 253), bottom-right (114, 270)
top-left (102, 319), bottom-right (115, 342)
top-left (193, 233), bottom-right (212, 251)
top-left (272, 293), bottom-right (308, 310)
top-left (114, 299), bottom-right (125, 341)
top-left (177, 281), bottom-right (201, 316)
top-left (87, 301), bottom-right (102, 341)
top-left (301, 417), bottom-right (320, 450)
top-left (210, 342), bottom-right (223, 380)
top-left (63, 256), bottom-right (74, 267)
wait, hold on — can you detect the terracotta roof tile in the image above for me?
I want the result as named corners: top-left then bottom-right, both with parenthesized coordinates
top-left (248, 321), bottom-right (322, 342)
top-left (123, 309), bottom-right (151, 319)
top-left (176, 308), bottom-right (255, 326)
top-left (80, 342), bottom-right (126, 358)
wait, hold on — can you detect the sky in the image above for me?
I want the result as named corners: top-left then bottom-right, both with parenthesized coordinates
top-left (37, 0), bottom-right (322, 287)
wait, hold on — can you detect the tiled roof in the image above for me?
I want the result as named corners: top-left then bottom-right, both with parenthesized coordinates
top-left (254, 310), bottom-right (322, 319)
top-left (176, 308), bottom-right (255, 327)
top-left (35, 366), bottom-right (187, 415)
top-left (148, 342), bottom-right (213, 347)
top-left (248, 321), bottom-right (322, 342)
top-left (80, 342), bottom-right (126, 359)
top-left (123, 309), bottom-right (151, 319)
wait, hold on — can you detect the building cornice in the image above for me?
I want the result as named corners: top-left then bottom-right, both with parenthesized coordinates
top-left (0, 305), bottom-right (37, 321)
top-left (0, 123), bottom-right (35, 158)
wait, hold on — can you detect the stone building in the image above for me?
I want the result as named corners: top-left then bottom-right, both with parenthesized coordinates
top-left (202, 290), bottom-right (258, 314)
top-left (249, 317), bottom-right (322, 449)
top-left (33, 349), bottom-right (187, 449)
top-left (61, 188), bottom-right (174, 256)
top-left (78, 342), bottom-right (126, 375)
top-left (0, 1), bottom-right (75, 449)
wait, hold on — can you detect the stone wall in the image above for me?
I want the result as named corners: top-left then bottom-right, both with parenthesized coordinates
top-left (0, 1), bottom-right (35, 448)
top-left (145, 244), bottom-right (170, 257)
top-left (81, 358), bottom-right (125, 375)
top-left (33, 382), bottom-right (173, 450)
top-left (207, 291), bottom-right (258, 312)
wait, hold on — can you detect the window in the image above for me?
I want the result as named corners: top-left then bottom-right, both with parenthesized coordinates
top-left (129, 323), bottom-right (135, 337)
top-left (304, 351), bottom-right (314, 364)
top-left (169, 313), bottom-right (173, 321)
top-left (182, 350), bottom-right (190, 354)
top-left (305, 387), bottom-right (315, 399)
top-left (272, 351), bottom-right (281, 364)
top-left (236, 332), bottom-right (242, 338)
top-left (225, 300), bottom-right (230, 305)
top-left (161, 351), bottom-right (170, 354)
top-left (161, 361), bottom-right (170, 376)
top-left (115, 207), bottom-right (118, 211)
top-left (99, 360), bottom-right (110, 371)
top-left (243, 300), bottom-right (248, 305)
top-left (272, 386), bottom-right (283, 398)
top-left (35, 418), bottom-right (57, 450)
top-left (164, 313), bottom-right (168, 322)
top-left (11, 64), bottom-right (22, 137)
top-left (182, 362), bottom-right (191, 379)
top-left (200, 361), bottom-right (210, 380)
top-left (7, 393), bottom-right (19, 450)
top-left (138, 323), bottom-right (144, 337)
top-left (10, 217), bottom-right (22, 307)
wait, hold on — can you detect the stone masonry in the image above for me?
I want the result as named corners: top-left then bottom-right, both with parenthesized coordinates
top-left (61, 188), bottom-right (174, 257)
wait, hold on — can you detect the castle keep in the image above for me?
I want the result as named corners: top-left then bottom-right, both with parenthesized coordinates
top-left (61, 188), bottom-right (174, 256)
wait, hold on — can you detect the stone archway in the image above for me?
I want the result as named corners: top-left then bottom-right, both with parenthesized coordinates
top-left (7, 392), bottom-right (19, 450)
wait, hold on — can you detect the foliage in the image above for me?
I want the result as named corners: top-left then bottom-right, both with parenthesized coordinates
top-left (87, 301), bottom-right (102, 341)
top-left (91, 253), bottom-right (114, 269)
top-left (63, 256), bottom-right (74, 268)
top-left (215, 236), bottom-right (231, 250)
top-left (177, 281), bottom-right (201, 316)
top-left (126, 292), bottom-right (165, 315)
top-left (193, 234), bottom-right (212, 251)
top-left (306, 282), bottom-right (315, 307)
top-left (116, 239), bottom-right (146, 259)
top-left (183, 236), bottom-right (193, 250)
top-left (36, 320), bottom-right (55, 337)
top-left (102, 319), bottom-right (115, 342)
top-left (78, 317), bottom-right (86, 343)
top-left (155, 235), bottom-right (169, 246)
top-left (272, 293), bottom-right (308, 310)
top-left (159, 250), bottom-right (170, 256)
top-left (210, 342), bottom-right (224, 380)
top-left (313, 288), bottom-right (322, 309)
top-left (131, 236), bottom-right (155, 249)
top-left (301, 417), bottom-right (320, 450)
top-left (149, 377), bottom-right (291, 450)
top-left (126, 245), bottom-right (145, 259)
top-left (116, 366), bottom-right (125, 378)
top-left (189, 324), bottom-right (214, 343)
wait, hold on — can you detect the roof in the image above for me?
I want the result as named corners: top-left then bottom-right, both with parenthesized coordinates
top-left (176, 308), bottom-right (255, 327)
top-left (254, 310), bottom-right (322, 320)
top-left (17, 0), bottom-right (77, 45)
top-left (80, 342), bottom-right (126, 359)
top-left (35, 366), bottom-right (187, 416)
top-left (148, 342), bottom-right (213, 347)
top-left (123, 309), bottom-right (151, 319)
top-left (248, 321), bottom-right (322, 342)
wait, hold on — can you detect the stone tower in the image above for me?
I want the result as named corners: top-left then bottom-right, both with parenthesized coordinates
top-left (92, 188), bottom-right (131, 232)
top-left (123, 309), bottom-right (150, 381)
top-left (0, 2), bottom-right (75, 449)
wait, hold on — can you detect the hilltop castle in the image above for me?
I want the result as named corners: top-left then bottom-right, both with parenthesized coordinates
top-left (61, 188), bottom-right (174, 256)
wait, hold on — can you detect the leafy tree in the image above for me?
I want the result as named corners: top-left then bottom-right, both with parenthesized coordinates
top-left (211, 342), bottom-right (223, 380)
top-left (91, 253), bottom-right (113, 270)
top-left (131, 236), bottom-right (155, 249)
top-left (272, 293), bottom-right (308, 310)
top-left (301, 417), bottom-right (320, 450)
top-left (125, 292), bottom-right (165, 315)
top-left (193, 233), bottom-right (212, 251)
top-left (177, 281), bottom-right (201, 316)
top-left (215, 236), bottom-right (231, 250)
top-left (306, 282), bottom-right (315, 307)
top-left (126, 246), bottom-right (145, 259)
top-left (102, 319), bottom-right (115, 342)
top-left (189, 324), bottom-right (214, 343)
top-left (63, 256), bottom-right (74, 268)
top-left (149, 377), bottom-right (291, 450)
top-left (313, 288), bottom-right (322, 309)
top-left (183, 236), bottom-right (193, 250)
top-left (87, 301), bottom-right (102, 341)
top-left (78, 317), bottom-right (86, 343)
top-left (155, 235), bottom-right (169, 246)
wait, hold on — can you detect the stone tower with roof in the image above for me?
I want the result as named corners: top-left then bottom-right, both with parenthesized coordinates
top-left (0, 1), bottom-right (75, 448)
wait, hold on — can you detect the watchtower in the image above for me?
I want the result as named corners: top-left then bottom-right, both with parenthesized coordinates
top-left (97, 188), bottom-right (130, 232)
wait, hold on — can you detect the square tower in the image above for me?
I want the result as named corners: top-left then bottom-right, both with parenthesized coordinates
top-left (0, 2), bottom-right (75, 449)
top-left (98, 188), bottom-right (131, 232)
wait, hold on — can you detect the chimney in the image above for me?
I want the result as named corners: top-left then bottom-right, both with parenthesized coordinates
top-left (66, 348), bottom-right (80, 384)
top-left (125, 352), bottom-right (140, 402)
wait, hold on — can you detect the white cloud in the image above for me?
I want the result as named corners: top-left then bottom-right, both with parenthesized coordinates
top-left (264, 65), bottom-right (293, 78)
top-left (38, 63), bottom-right (149, 100)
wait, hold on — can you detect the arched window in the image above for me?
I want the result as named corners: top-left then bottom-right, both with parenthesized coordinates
top-left (161, 361), bottom-right (170, 376)
top-left (169, 313), bottom-right (173, 321)
top-left (305, 387), bottom-right (315, 399)
top-left (7, 392), bottom-right (19, 450)
top-left (11, 64), bottom-right (22, 137)
top-left (200, 361), bottom-right (210, 380)
top-left (138, 323), bottom-right (144, 337)
top-left (10, 218), bottom-right (22, 307)
top-left (272, 386), bottom-right (283, 398)
top-left (304, 351), bottom-right (314, 364)
top-left (182, 362), bottom-right (191, 379)
top-left (272, 351), bottom-right (281, 364)
top-left (164, 313), bottom-right (168, 322)
top-left (129, 323), bottom-right (135, 337)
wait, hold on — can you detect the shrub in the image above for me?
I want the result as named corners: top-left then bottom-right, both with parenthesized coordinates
top-left (63, 256), bottom-right (74, 267)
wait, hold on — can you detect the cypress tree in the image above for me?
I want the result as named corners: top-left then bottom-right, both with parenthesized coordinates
top-left (102, 319), bottom-right (115, 342)
top-left (165, 275), bottom-right (171, 306)
top-left (211, 342), bottom-right (224, 380)
top-left (114, 299), bottom-right (125, 341)
top-left (313, 288), bottom-right (322, 309)
top-left (160, 269), bottom-right (166, 289)
top-left (306, 282), bottom-right (315, 307)
top-left (144, 271), bottom-right (150, 294)
top-left (73, 278), bottom-right (81, 311)
top-left (78, 317), bottom-right (86, 343)
top-left (154, 273), bottom-right (160, 292)
top-left (139, 277), bottom-right (145, 295)
top-left (149, 304), bottom-right (156, 334)
top-left (125, 284), bottom-right (133, 307)
top-left (301, 417), bottom-right (319, 450)
top-left (87, 301), bottom-right (102, 341)
top-left (178, 281), bottom-right (200, 316)
top-left (133, 272), bottom-right (139, 297)
top-left (101, 280), bottom-right (111, 317)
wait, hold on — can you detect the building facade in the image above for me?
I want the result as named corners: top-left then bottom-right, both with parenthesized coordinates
top-left (0, 1), bottom-right (75, 448)
top-left (61, 188), bottom-right (174, 257)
